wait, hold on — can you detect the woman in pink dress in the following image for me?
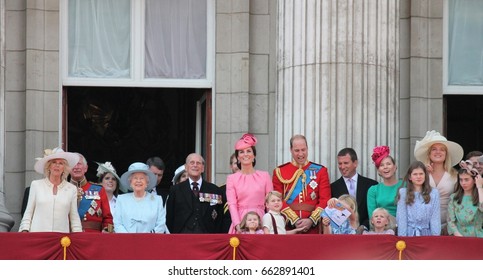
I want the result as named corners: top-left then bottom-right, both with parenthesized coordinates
top-left (226, 133), bottom-right (273, 234)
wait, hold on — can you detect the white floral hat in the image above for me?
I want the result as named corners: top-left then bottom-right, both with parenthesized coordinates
top-left (95, 161), bottom-right (121, 181)
top-left (414, 130), bottom-right (463, 167)
top-left (34, 147), bottom-right (79, 174)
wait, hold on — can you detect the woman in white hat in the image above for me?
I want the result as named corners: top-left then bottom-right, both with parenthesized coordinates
top-left (171, 164), bottom-right (188, 186)
top-left (414, 130), bottom-right (464, 234)
top-left (19, 148), bottom-right (82, 233)
top-left (114, 162), bottom-right (168, 233)
top-left (96, 161), bottom-right (122, 215)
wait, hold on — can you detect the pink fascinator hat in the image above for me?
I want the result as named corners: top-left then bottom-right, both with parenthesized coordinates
top-left (235, 133), bottom-right (257, 150)
top-left (371, 146), bottom-right (390, 168)
top-left (459, 160), bottom-right (479, 177)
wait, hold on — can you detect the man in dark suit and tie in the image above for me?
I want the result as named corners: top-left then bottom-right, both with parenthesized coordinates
top-left (166, 153), bottom-right (225, 233)
top-left (330, 148), bottom-right (377, 229)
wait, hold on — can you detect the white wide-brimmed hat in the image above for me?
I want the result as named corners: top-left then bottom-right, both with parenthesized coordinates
top-left (120, 162), bottom-right (157, 193)
top-left (171, 164), bottom-right (186, 185)
top-left (414, 130), bottom-right (464, 167)
top-left (34, 147), bottom-right (79, 175)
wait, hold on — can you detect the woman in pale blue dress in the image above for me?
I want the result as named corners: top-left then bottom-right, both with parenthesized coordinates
top-left (114, 162), bottom-right (168, 233)
top-left (396, 161), bottom-right (441, 236)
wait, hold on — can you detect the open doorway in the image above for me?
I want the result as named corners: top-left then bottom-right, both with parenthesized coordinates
top-left (63, 86), bottom-right (211, 191)
top-left (445, 95), bottom-right (483, 157)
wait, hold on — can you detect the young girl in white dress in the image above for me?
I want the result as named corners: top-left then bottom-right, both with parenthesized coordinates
top-left (363, 207), bottom-right (395, 235)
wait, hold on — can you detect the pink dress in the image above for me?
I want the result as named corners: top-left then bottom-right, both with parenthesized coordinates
top-left (241, 229), bottom-right (264, 234)
top-left (226, 170), bottom-right (273, 234)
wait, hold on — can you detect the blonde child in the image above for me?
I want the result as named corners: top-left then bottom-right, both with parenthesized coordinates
top-left (322, 194), bottom-right (359, 234)
top-left (262, 191), bottom-right (304, 234)
top-left (363, 207), bottom-right (395, 235)
top-left (396, 161), bottom-right (441, 236)
top-left (239, 211), bottom-right (264, 234)
top-left (447, 161), bottom-right (483, 237)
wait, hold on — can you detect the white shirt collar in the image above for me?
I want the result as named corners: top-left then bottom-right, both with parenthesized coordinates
top-left (344, 173), bottom-right (359, 184)
top-left (188, 178), bottom-right (202, 188)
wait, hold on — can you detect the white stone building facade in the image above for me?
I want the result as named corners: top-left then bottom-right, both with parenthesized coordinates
top-left (0, 0), bottom-right (481, 231)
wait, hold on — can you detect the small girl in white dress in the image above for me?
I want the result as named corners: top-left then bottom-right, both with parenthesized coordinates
top-left (363, 207), bottom-right (395, 235)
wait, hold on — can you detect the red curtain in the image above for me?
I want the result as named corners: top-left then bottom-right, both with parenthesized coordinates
top-left (0, 233), bottom-right (481, 260)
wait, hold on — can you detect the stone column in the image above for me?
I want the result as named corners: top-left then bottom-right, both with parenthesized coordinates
top-left (214, 1), bottom-right (251, 184)
top-left (276, 0), bottom-right (399, 179)
top-left (403, 1), bottom-right (445, 169)
top-left (0, 0), bottom-right (15, 231)
top-left (214, 1), bottom-right (277, 184)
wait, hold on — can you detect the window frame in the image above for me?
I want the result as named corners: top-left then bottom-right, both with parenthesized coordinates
top-left (443, 0), bottom-right (483, 95)
top-left (59, 0), bottom-right (215, 88)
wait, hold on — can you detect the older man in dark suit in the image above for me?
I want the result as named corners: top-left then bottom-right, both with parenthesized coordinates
top-left (330, 148), bottom-right (377, 229)
top-left (166, 153), bottom-right (225, 233)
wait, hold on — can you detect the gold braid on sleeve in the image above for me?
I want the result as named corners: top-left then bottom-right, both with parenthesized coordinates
top-left (281, 207), bottom-right (300, 225)
top-left (309, 207), bottom-right (323, 225)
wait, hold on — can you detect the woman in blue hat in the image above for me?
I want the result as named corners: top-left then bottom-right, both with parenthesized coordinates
top-left (113, 162), bottom-right (168, 233)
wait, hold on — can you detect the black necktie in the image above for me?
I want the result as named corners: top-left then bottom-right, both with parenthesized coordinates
top-left (192, 182), bottom-right (199, 197)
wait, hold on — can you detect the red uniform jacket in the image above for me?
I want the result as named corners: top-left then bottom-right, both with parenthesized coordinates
top-left (79, 182), bottom-right (113, 232)
top-left (272, 161), bottom-right (331, 233)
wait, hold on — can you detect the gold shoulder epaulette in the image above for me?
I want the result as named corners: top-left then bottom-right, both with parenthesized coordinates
top-left (275, 167), bottom-right (304, 185)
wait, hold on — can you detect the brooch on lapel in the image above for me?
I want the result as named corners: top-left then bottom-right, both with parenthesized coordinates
top-left (211, 209), bottom-right (218, 220)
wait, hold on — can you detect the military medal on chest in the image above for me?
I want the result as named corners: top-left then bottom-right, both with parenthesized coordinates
top-left (308, 169), bottom-right (318, 189)
top-left (87, 200), bottom-right (102, 216)
top-left (309, 170), bottom-right (316, 180)
top-left (308, 169), bottom-right (318, 200)
top-left (310, 191), bottom-right (317, 200)
top-left (85, 190), bottom-right (100, 200)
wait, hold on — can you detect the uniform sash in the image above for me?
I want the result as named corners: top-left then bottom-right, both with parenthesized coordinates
top-left (78, 184), bottom-right (102, 218)
top-left (286, 163), bottom-right (321, 204)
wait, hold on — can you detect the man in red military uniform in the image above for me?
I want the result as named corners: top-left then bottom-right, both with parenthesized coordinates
top-left (70, 153), bottom-right (113, 232)
top-left (272, 134), bottom-right (331, 234)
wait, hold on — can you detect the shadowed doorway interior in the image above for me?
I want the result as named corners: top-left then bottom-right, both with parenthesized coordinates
top-left (64, 86), bottom-right (207, 191)
top-left (445, 95), bottom-right (483, 157)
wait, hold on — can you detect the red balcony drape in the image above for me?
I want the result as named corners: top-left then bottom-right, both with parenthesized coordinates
top-left (0, 233), bottom-right (481, 260)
